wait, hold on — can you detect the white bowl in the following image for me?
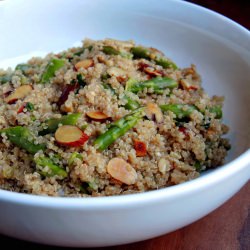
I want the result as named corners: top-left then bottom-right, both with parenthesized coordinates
top-left (0, 0), bottom-right (249, 247)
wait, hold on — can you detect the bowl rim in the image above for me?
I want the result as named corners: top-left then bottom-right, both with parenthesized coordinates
top-left (0, 0), bottom-right (249, 207)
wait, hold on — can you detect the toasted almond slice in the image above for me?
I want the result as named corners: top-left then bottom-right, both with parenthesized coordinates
top-left (144, 67), bottom-right (164, 77)
top-left (55, 125), bottom-right (89, 147)
top-left (86, 111), bottom-right (110, 121)
top-left (5, 85), bottom-right (32, 104)
top-left (107, 67), bottom-right (126, 77)
top-left (107, 158), bottom-right (137, 185)
top-left (180, 79), bottom-right (199, 91)
top-left (75, 59), bottom-right (94, 70)
top-left (150, 47), bottom-right (165, 56)
top-left (134, 139), bottom-right (147, 157)
top-left (145, 102), bottom-right (163, 123)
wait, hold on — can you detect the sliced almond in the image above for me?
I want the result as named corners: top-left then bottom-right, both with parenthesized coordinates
top-left (75, 59), bottom-right (94, 71)
top-left (144, 67), bottom-right (164, 77)
top-left (107, 67), bottom-right (126, 77)
top-left (86, 111), bottom-right (110, 121)
top-left (150, 47), bottom-right (165, 56)
top-left (180, 79), bottom-right (199, 91)
top-left (145, 102), bottom-right (163, 123)
top-left (55, 125), bottom-right (89, 147)
top-left (5, 85), bottom-right (32, 104)
top-left (107, 158), bottom-right (137, 185)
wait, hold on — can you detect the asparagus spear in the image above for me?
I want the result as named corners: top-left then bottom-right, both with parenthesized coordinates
top-left (35, 156), bottom-right (67, 178)
top-left (160, 104), bottom-right (223, 119)
top-left (209, 106), bottom-right (222, 119)
top-left (154, 58), bottom-right (178, 70)
top-left (123, 95), bottom-right (140, 110)
top-left (15, 64), bottom-right (32, 73)
top-left (94, 108), bottom-right (144, 151)
top-left (103, 46), bottom-right (120, 55)
top-left (40, 58), bottom-right (65, 83)
top-left (0, 126), bottom-right (46, 154)
top-left (160, 104), bottom-right (197, 118)
top-left (125, 77), bottom-right (178, 94)
top-left (130, 46), bottom-right (177, 69)
top-left (68, 152), bottom-right (83, 166)
top-left (39, 113), bottom-right (81, 135)
top-left (130, 47), bottom-right (151, 60)
top-left (0, 74), bottom-right (12, 84)
top-left (103, 46), bottom-right (133, 58)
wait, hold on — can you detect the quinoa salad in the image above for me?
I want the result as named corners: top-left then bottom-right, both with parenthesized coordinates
top-left (0, 39), bottom-right (230, 197)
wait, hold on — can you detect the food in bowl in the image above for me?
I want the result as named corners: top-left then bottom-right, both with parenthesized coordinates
top-left (0, 39), bottom-right (230, 197)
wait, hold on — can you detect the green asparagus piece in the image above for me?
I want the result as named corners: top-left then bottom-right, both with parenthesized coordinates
top-left (103, 46), bottom-right (120, 55)
top-left (160, 104), bottom-right (223, 120)
top-left (73, 45), bottom-right (93, 56)
top-left (209, 106), bottom-right (222, 119)
top-left (35, 156), bottom-right (67, 178)
top-left (102, 46), bottom-right (133, 59)
top-left (39, 113), bottom-right (81, 135)
top-left (154, 58), bottom-right (178, 70)
top-left (0, 126), bottom-right (46, 154)
top-left (94, 108), bottom-right (144, 151)
top-left (131, 46), bottom-right (178, 69)
top-left (0, 74), bottom-right (12, 84)
top-left (125, 77), bottom-right (178, 94)
top-left (130, 47), bottom-right (151, 60)
top-left (40, 58), bottom-right (65, 83)
top-left (123, 95), bottom-right (140, 110)
top-left (119, 51), bottom-right (133, 59)
top-left (68, 152), bottom-right (83, 166)
top-left (15, 64), bottom-right (32, 73)
top-left (160, 104), bottom-right (197, 118)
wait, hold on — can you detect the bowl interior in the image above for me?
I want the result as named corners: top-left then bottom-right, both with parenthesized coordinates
top-left (0, 0), bottom-right (249, 165)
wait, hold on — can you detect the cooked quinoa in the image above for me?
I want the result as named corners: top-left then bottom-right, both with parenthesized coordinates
top-left (0, 39), bottom-right (230, 197)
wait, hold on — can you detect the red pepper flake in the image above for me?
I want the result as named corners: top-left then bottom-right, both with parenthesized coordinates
top-left (138, 62), bottom-right (150, 71)
top-left (179, 126), bottom-right (188, 136)
top-left (116, 76), bottom-right (127, 83)
top-left (134, 139), bottom-right (147, 157)
top-left (17, 103), bottom-right (26, 114)
top-left (57, 82), bottom-right (79, 107)
top-left (187, 85), bottom-right (198, 91)
top-left (3, 90), bottom-right (12, 98)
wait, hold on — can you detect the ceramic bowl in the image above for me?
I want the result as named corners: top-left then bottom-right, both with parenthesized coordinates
top-left (0, 0), bottom-right (249, 247)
